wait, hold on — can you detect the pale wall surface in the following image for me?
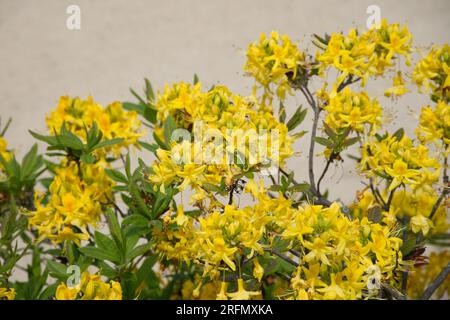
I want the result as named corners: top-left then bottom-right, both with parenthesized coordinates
top-left (0, 0), bottom-right (449, 203)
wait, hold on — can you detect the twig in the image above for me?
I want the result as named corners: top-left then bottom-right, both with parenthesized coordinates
top-left (428, 190), bottom-right (447, 221)
top-left (385, 187), bottom-right (397, 211)
top-left (317, 156), bottom-right (333, 196)
top-left (308, 108), bottom-right (320, 196)
top-left (421, 263), bottom-right (450, 300)
top-left (228, 183), bottom-right (235, 205)
top-left (265, 248), bottom-right (299, 267)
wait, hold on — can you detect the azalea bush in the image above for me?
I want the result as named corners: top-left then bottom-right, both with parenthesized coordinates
top-left (0, 20), bottom-right (448, 300)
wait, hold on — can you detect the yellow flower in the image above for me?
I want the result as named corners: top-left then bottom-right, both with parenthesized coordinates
top-left (385, 159), bottom-right (420, 191)
top-left (416, 101), bottom-right (450, 146)
top-left (46, 96), bottom-right (143, 157)
top-left (55, 283), bottom-right (79, 300)
top-left (244, 31), bottom-right (305, 101)
top-left (253, 259), bottom-right (264, 282)
top-left (216, 282), bottom-right (229, 300)
top-left (27, 160), bottom-right (113, 244)
top-left (0, 287), bottom-right (16, 300)
top-left (56, 272), bottom-right (122, 300)
top-left (410, 214), bottom-right (431, 235)
top-left (324, 87), bottom-right (382, 134)
top-left (413, 44), bottom-right (449, 102)
top-left (227, 279), bottom-right (260, 300)
top-left (175, 205), bottom-right (189, 226)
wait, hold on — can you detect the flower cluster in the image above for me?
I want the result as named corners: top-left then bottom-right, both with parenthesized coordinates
top-left (316, 19), bottom-right (412, 88)
top-left (28, 159), bottom-right (113, 245)
top-left (413, 44), bottom-right (449, 102)
top-left (360, 133), bottom-right (440, 192)
top-left (352, 189), bottom-right (448, 237)
top-left (46, 96), bottom-right (143, 157)
top-left (55, 272), bottom-right (122, 300)
top-left (282, 202), bottom-right (402, 300)
top-left (416, 100), bottom-right (450, 147)
top-left (28, 96), bottom-right (143, 245)
top-left (154, 201), bottom-right (268, 273)
top-left (323, 87), bottom-right (382, 134)
top-left (150, 82), bottom-right (295, 197)
top-left (244, 31), bottom-right (306, 101)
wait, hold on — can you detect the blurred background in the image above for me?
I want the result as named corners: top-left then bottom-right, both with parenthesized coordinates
top-left (0, 0), bottom-right (449, 203)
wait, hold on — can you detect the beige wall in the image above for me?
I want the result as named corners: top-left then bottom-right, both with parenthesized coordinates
top-left (0, 0), bottom-right (449, 203)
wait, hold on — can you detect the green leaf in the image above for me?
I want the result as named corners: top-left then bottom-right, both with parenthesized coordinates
top-left (202, 183), bottom-right (223, 192)
top-left (59, 134), bottom-right (83, 150)
top-left (342, 137), bottom-right (360, 147)
top-left (29, 130), bottom-right (58, 146)
top-left (393, 128), bottom-right (405, 141)
top-left (143, 106), bottom-right (157, 124)
top-left (106, 209), bottom-right (124, 254)
top-left (123, 102), bottom-right (146, 114)
top-left (91, 138), bottom-right (124, 151)
top-left (78, 246), bottom-right (120, 264)
top-left (130, 88), bottom-right (147, 106)
top-left (122, 214), bottom-right (149, 227)
top-left (80, 153), bottom-right (96, 164)
top-left (94, 231), bottom-right (121, 259)
top-left (145, 78), bottom-right (155, 102)
top-left (289, 183), bottom-right (310, 192)
top-left (314, 137), bottom-right (334, 148)
top-left (139, 141), bottom-right (159, 153)
top-left (193, 74), bottom-right (199, 85)
top-left (286, 106), bottom-right (307, 131)
top-left (46, 260), bottom-right (68, 279)
top-left (105, 168), bottom-right (128, 183)
top-left (126, 243), bottom-right (151, 262)
top-left (163, 115), bottom-right (177, 145)
top-left (153, 132), bottom-right (168, 150)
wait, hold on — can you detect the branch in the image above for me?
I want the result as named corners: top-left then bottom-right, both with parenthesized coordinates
top-left (421, 262), bottom-right (450, 300)
top-left (308, 107), bottom-right (321, 196)
top-left (428, 189), bottom-right (447, 221)
top-left (317, 156), bottom-right (333, 196)
top-left (385, 187), bottom-right (397, 211)
top-left (265, 248), bottom-right (299, 267)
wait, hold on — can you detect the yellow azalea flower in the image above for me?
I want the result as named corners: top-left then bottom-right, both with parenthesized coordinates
top-left (55, 283), bottom-right (79, 300)
top-left (27, 159), bottom-right (113, 244)
top-left (175, 205), bottom-right (188, 226)
top-left (324, 87), bottom-right (382, 134)
top-left (385, 159), bottom-right (420, 191)
top-left (416, 101), bottom-right (450, 146)
top-left (46, 96), bottom-right (143, 157)
top-left (0, 137), bottom-right (12, 166)
top-left (56, 272), bottom-right (122, 300)
top-left (0, 287), bottom-right (16, 300)
top-left (317, 274), bottom-right (347, 300)
top-left (253, 259), bottom-right (264, 282)
top-left (304, 237), bottom-right (332, 265)
top-left (216, 282), bottom-right (229, 300)
top-left (244, 31), bottom-right (305, 101)
top-left (317, 20), bottom-right (412, 86)
top-left (226, 278), bottom-right (260, 300)
top-left (206, 237), bottom-right (237, 271)
top-left (410, 214), bottom-right (431, 235)
top-left (413, 44), bottom-right (449, 101)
